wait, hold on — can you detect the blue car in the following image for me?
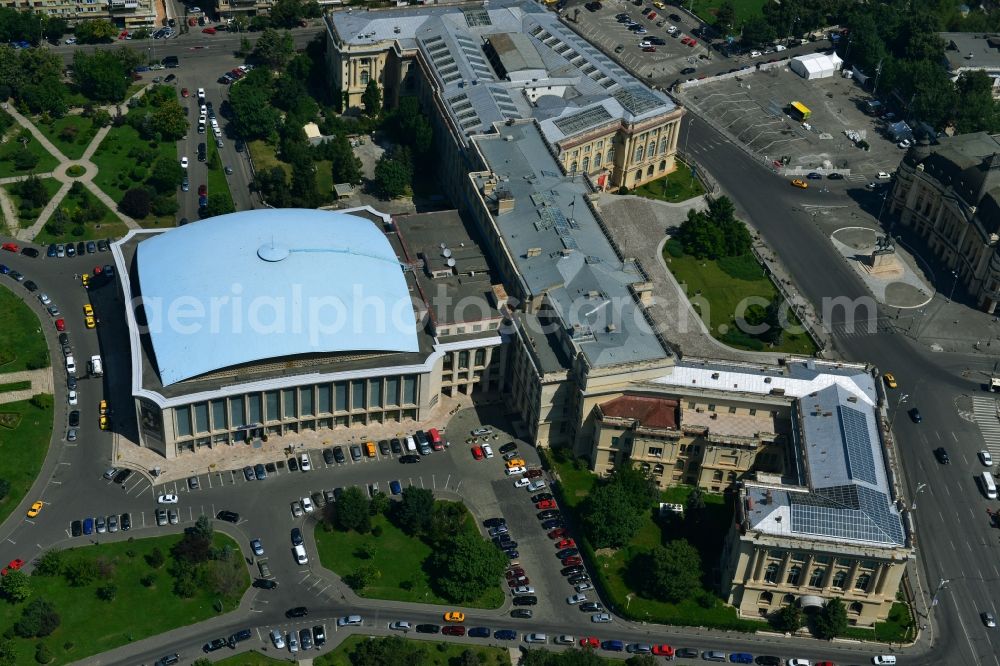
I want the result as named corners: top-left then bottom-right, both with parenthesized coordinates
top-left (601, 640), bottom-right (624, 651)
top-left (505, 549), bottom-right (519, 559)
top-left (493, 629), bottom-right (517, 640)
top-left (82, 517), bottom-right (94, 535)
top-left (390, 480), bottom-right (402, 495)
top-left (0, 265), bottom-right (8, 274)
top-left (46, 244), bottom-right (56, 257)
top-left (729, 653), bottom-right (754, 664)
top-left (468, 627), bottom-right (490, 638)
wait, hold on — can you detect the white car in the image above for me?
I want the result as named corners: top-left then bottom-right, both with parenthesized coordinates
top-left (774, 44), bottom-right (787, 51)
top-left (567, 593), bottom-right (588, 605)
top-left (591, 613), bottom-right (612, 623)
top-left (981, 450), bottom-right (993, 466)
top-left (871, 657), bottom-right (896, 665)
top-left (750, 50), bottom-right (761, 57)
top-left (575, 582), bottom-right (593, 592)
top-left (666, 25), bottom-right (677, 33)
top-left (555, 635), bottom-right (575, 645)
top-left (482, 443), bottom-right (494, 458)
top-left (180, 157), bottom-right (188, 169)
top-left (472, 427), bottom-right (492, 436)
top-left (68, 390), bottom-right (78, 406)
top-left (200, 104), bottom-right (207, 115)
top-left (898, 139), bottom-right (912, 149)
top-left (38, 293), bottom-right (51, 305)
top-left (788, 660), bottom-right (811, 666)
top-left (389, 620), bottom-right (411, 631)
top-left (337, 615), bottom-right (362, 627)
top-left (300, 453), bottom-right (311, 471)
top-left (877, 171), bottom-right (892, 179)
top-left (527, 479), bottom-right (547, 492)
top-left (197, 87), bottom-right (206, 100)
top-left (64, 37), bottom-right (76, 45)
top-left (270, 629), bottom-right (285, 649)
top-left (505, 465), bottom-right (526, 476)
top-left (157, 494), bottom-right (178, 504)
top-left (639, 39), bottom-right (653, 47)
top-left (514, 478), bottom-right (531, 488)
top-left (301, 496), bottom-right (314, 513)
top-left (524, 633), bottom-right (547, 643)
top-left (512, 585), bottom-right (535, 596)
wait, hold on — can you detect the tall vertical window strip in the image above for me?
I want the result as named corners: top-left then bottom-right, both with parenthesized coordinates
top-left (229, 397), bottom-right (245, 427)
top-left (266, 391), bottom-right (280, 421)
top-left (335, 382), bottom-right (348, 411)
top-left (211, 400), bottom-right (226, 431)
top-left (176, 406), bottom-right (192, 437)
top-left (318, 385), bottom-right (332, 414)
top-left (386, 376), bottom-right (399, 406)
top-left (300, 387), bottom-right (314, 415)
top-left (248, 394), bottom-right (262, 423)
top-left (352, 381), bottom-right (365, 410)
top-left (369, 380), bottom-right (383, 408)
top-left (282, 388), bottom-right (296, 418)
top-left (403, 375), bottom-right (417, 404)
top-left (194, 403), bottom-right (209, 433)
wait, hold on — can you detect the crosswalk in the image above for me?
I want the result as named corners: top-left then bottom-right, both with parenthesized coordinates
top-left (825, 318), bottom-right (897, 340)
top-left (972, 396), bottom-right (1000, 459)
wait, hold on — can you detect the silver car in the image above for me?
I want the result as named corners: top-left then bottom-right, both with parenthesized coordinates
top-left (270, 629), bottom-right (285, 649)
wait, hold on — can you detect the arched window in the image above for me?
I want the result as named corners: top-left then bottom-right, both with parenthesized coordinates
top-left (854, 573), bottom-right (871, 592)
top-left (634, 169), bottom-right (642, 183)
top-left (570, 161), bottom-right (578, 174)
top-left (764, 563), bottom-right (779, 584)
top-left (786, 566), bottom-right (802, 586)
top-left (849, 601), bottom-right (864, 615)
top-left (809, 568), bottom-right (826, 587)
top-left (659, 138), bottom-right (668, 155)
top-left (360, 70), bottom-right (370, 85)
top-left (659, 160), bottom-right (667, 172)
top-left (582, 156), bottom-right (590, 172)
top-left (594, 153), bottom-right (602, 167)
top-left (647, 140), bottom-right (655, 157)
top-left (634, 146), bottom-right (644, 162)
top-left (832, 571), bottom-right (847, 589)
top-left (758, 591), bottom-right (774, 605)
top-left (727, 471), bottom-right (737, 481)
top-left (646, 165), bottom-right (654, 177)
top-left (782, 593), bottom-right (796, 605)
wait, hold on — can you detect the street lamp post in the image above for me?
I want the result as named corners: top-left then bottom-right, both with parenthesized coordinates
top-left (888, 393), bottom-right (909, 429)
top-left (911, 482), bottom-right (927, 511)
top-left (948, 270), bottom-right (959, 303)
top-left (931, 578), bottom-right (950, 609)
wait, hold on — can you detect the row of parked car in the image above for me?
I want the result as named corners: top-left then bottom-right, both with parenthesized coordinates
top-left (266, 624), bottom-right (327, 653)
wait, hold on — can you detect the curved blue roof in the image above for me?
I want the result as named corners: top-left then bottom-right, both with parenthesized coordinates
top-left (136, 209), bottom-right (418, 385)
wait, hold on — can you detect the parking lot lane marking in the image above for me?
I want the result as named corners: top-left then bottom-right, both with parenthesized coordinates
top-left (6, 539), bottom-right (13, 545)
top-left (50, 480), bottom-right (62, 485)
top-left (58, 461), bottom-right (70, 466)
top-left (230, 470), bottom-right (237, 483)
top-left (420, 476), bottom-right (425, 488)
top-left (454, 480), bottom-right (462, 492)
top-left (444, 474), bottom-right (451, 489)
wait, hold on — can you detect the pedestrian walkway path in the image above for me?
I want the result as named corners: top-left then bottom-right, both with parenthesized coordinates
top-left (0, 368), bottom-right (54, 405)
top-left (972, 396), bottom-right (1000, 460)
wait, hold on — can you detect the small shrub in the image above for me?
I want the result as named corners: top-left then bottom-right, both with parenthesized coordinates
top-left (665, 239), bottom-right (684, 258)
top-left (34, 642), bottom-right (53, 664)
top-left (371, 524), bottom-right (383, 537)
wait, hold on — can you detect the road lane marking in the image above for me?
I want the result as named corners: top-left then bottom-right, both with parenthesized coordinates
top-left (444, 474), bottom-right (451, 489)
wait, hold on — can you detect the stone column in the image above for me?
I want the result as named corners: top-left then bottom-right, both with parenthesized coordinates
top-left (874, 563), bottom-right (891, 596)
top-left (752, 548), bottom-right (765, 582)
top-left (845, 560), bottom-right (861, 594)
top-left (777, 552), bottom-right (792, 585)
top-left (821, 563), bottom-right (835, 591)
top-left (800, 554), bottom-right (814, 589)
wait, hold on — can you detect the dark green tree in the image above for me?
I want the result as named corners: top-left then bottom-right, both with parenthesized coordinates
top-left (582, 482), bottom-right (645, 549)
top-left (741, 17), bottom-right (776, 48)
top-left (62, 559), bottom-right (97, 587)
top-left (202, 193), bottom-right (236, 218)
top-left (349, 636), bottom-right (427, 666)
top-left (329, 134), bottom-right (363, 184)
top-left (625, 656), bottom-right (658, 666)
top-left (714, 1), bottom-right (736, 32)
top-left (428, 501), bottom-right (468, 546)
top-left (362, 79), bottom-right (382, 116)
top-left (772, 603), bottom-right (803, 633)
top-left (33, 550), bottom-right (62, 577)
top-left (119, 187), bottom-right (151, 218)
top-left (145, 547), bottom-right (165, 569)
top-left (0, 569), bottom-right (30, 603)
top-left (252, 28), bottom-right (295, 69)
top-left (642, 540), bottom-right (702, 603)
top-left (14, 598), bottom-right (60, 638)
top-left (333, 486), bottom-right (371, 533)
top-left (954, 70), bottom-right (999, 134)
top-left (96, 583), bottom-right (117, 601)
top-left (373, 148), bottom-right (412, 199)
top-left (228, 74), bottom-right (280, 140)
top-left (147, 156), bottom-right (184, 194)
top-left (43, 17), bottom-right (68, 42)
top-left (72, 50), bottom-right (129, 102)
top-left (73, 18), bottom-right (116, 44)
top-left (394, 486), bottom-right (435, 536)
top-left (429, 532), bottom-right (507, 603)
top-left (813, 597), bottom-right (848, 639)
top-left (685, 487), bottom-right (706, 526)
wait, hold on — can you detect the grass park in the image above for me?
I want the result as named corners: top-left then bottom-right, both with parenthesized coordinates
top-left (0, 289), bottom-right (50, 373)
top-left (2, 178), bottom-right (62, 228)
top-left (0, 397), bottom-right (52, 529)
top-left (632, 161), bottom-right (706, 203)
top-left (89, 123), bottom-right (176, 228)
top-left (35, 115), bottom-right (99, 161)
top-left (33, 182), bottom-right (127, 245)
top-left (0, 129), bottom-right (60, 179)
top-left (214, 637), bottom-right (511, 666)
top-left (0, 532), bottom-right (248, 665)
top-left (663, 241), bottom-right (818, 355)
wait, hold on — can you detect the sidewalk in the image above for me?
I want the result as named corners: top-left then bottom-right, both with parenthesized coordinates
top-left (0, 368), bottom-right (53, 405)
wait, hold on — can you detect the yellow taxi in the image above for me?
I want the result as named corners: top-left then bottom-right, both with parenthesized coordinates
top-left (653, 0), bottom-right (666, 7)
top-left (83, 304), bottom-right (93, 316)
top-left (26, 501), bottom-right (43, 518)
top-left (99, 399), bottom-right (108, 415)
top-left (100, 415), bottom-right (109, 430)
top-left (85, 316), bottom-right (96, 329)
top-left (790, 179), bottom-right (808, 189)
top-left (81, 273), bottom-right (90, 288)
top-left (883, 373), bottom-right (898, 389)
top-left (505, 458), bottom-right (526, 469)
top-left (444, 611), bottom-right (465, 623)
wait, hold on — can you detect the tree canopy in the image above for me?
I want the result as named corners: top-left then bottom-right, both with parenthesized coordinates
top-left (428, 531), bottom-right (508, 603)
top-left (582, 464), bottom-right (659, 549)
top-left (641, 539), bottom-right (703, 603)
top-left (675, 195), bottom-right (751, 259)
top-left (252, 28), bottom-right (295, 69)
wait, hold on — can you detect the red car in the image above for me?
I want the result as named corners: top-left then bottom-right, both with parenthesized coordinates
top-left (642, 46), bottom-right (657, 52)
top-left (535, 499), bottom-right (556, 510)
top-left (118, 30), bottom-right (129, 40)
top-left (507, 576), bottom-right (528, 587)
top-left (506, 567), bottom-right (525, 578)
top-left (1, 559), bottom-right (24, 575)
top-left (556, 538), bottom-right (576, 549)
top-left (181, 88), bottom-right (189, 97)
top-left (198, 184), bottom-right (207, 196)
top-left (652, 644), bottom-right (674, 657)
top-left (230, 68), bottom-right (245, 78)
top-left (680, 36), bottom-right (691, 45)
top-left (1, 242), bottom-right (18, 252)
top-left (442, 625), bottom-right (466, 636)
top-left (579, 636), bottom-right (599, 648)
top-left (687, 38), bottom-right (697, 46)
top-left (562, 556), bottom-right (582, 566)
top-left (547, 528), bottom-right (567, 539)
top-left (526, 469), bottom-right (543, 479)
top-left (202, 27), bottom-right (217, 34)
top-left (471, 446), bottom-right (484, 460)
top-left (55, 319), bottom-right (65, 332)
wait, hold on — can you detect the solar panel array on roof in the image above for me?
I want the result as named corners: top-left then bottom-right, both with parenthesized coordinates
top-left (554, 106), bottom-right (614, 135)
top-left (462, 7), bottom-right (492, 27)
top-left (839, 405), bottom-right (878, 486)
top-left (789, 485), bottom-right (904, 545)
top-left (612, 86), bottom-right (664, 116)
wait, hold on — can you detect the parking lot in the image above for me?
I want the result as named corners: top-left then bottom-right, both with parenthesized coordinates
top-left (676, 65), bottom-right (908, 178)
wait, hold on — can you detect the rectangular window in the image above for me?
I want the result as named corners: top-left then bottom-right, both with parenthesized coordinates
top-left (248, 394), bottom-right (262, 423)
top-left (474, 348), bottom-right (486, 366)
top-left (282, 388), bottom-right (296, 418)
top-left (335, 382), bottom-right (348, 411)
top-left (649, 447), bottom-right (663, 457)
top-left (403, 375), bottom-right (417, 404)
top-left (211, 400), bottom-right (226, 431)
top-left (458, 351), bottom-right (469, 369)
top-left (611, 436), bottom-right (621, 447)
top-left (194, 403), bottom-right (209, 433)
top-left (352, 381), bottom-right (365, 410)
top-left (369, 380), bottom-right (383, 408)
top-left (318, 384), bottom-right (332, 414)
top-left (386, 376), bottom-right (400, 406)
top-left (176, 405), bottom-right (192, 437)
top-left (749, 409), bottom-right (757, 416)
top-left (229, 397), bottom-right (245, 427)
top-left (300, 387), bottom-right (314, 416)
top-left (266, 391), bottom-right (280, 421)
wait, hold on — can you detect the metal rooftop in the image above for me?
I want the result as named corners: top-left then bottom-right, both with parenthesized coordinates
top-left (134, 209), bottom-right (419, 386)
top-left (474, 122), bottom-right (668, 368)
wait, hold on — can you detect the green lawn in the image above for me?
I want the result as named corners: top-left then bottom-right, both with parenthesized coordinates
top-left (315, 635), bottom-right (510, 666)
top-left (0, 288), bottom-right (50, 372)
top-left (206, 139), bottom-right (235, 212)
top-left (696, 0), bottom-right (767, 28)
top-left (35, 115), bottom-right (98, 160)
top-left (90, 122), bottom-right (176, 229)
top-left (663, 246), bottom-right (818, 355)
top-left (314, 509), bottom-right (504, 609)
top-left (0, 381), bottom-right (31, 393)
top-left (3, 178), bottom-right (63, 228)
top-left (632, 160), bottom-right (706, 203)
top-left (0, 397), bottom-right (52, 529)
top-left (34, 183), bottom-right (128, 245)
top-left (2, 533), bottom-right (249, 665)
top-left (0, 128), bottom-right (60, 178)
top-left (249, 139), bottom-right (337, 205)
top-left (213, 652), bottom-right (287, 666)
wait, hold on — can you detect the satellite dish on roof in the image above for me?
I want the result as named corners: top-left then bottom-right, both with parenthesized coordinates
top-left (447, 258), bottom-right (457, 267)
top-left (443, 248), bottom-right (453, 258)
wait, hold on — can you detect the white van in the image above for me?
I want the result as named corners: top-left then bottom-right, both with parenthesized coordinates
top-left (293, 544), bottom-right (308, 565)
top-left (88, 355), bottom-right (103, 377)
top-left (65, 355), bottom-right (76, 375)
top-left (872, 657), bottom-right (896, 666)
top-left (982, 471), bottom-right (997, 500)
top-left (405, 435), bottom-right (416, 452)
